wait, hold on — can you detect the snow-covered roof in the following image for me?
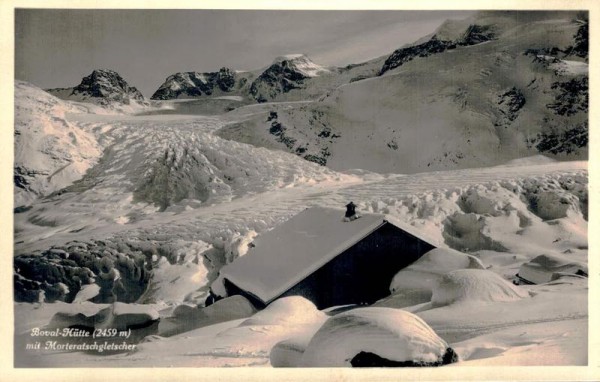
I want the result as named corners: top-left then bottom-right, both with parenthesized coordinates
top-left (219, 207), bottom-right (439, 304)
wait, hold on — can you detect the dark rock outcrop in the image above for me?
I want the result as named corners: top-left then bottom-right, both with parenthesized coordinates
top-left (14, 166), bottom-right (48, 191)
top-left (47, 69), bottom-right (144, 104)
top-left (459, 24), bottom-right (495, 45)
top-left (351, 348), bottom-right (458, 367)
top-left (533, 122), bottom-right (588, 155)
top-left (547, 77), bottom-right (588, 117)
top-left (261, 110), bottom-right (335, 166)
top-left (250, 61), bottom-right (307, 102)
top-left (249, 55), bottom-right (328, 102)
top-left (75, 70), bottom-right (144, 101)
top-left (497, 87), bottom-right (526, 123)
top-left (379, 24), bottom-right (496, 75)
top-left (151, 67), bottom-right (243, 100)
top-left (379, 37), bottom-right (455, 75)
top-left (568, 20), bottom-right (588, 59)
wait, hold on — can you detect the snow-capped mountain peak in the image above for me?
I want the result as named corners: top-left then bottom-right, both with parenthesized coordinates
top-left (249, 54), bottom-right (331, 102)
top-left (271, 54), bottom-right (330, 78)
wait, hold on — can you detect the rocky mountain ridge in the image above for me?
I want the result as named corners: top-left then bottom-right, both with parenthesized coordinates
top-left (37, 11), bottom-right (588, 174)
top-left (150, 67), bottom-right (252, 100)
top-left (218, 11), bottom-right (588, 172)
top-left (47, 69), bottom-right (146, 106)
top-left (150, 54), bottom-right (334, 103)
top-left (249, 54), bottom-right (332, 102)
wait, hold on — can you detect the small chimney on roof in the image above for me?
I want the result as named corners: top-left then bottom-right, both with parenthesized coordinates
top-left (344, 202), bottom-right (360, 222)
top-left (345, 202), bottom-right (357, 218)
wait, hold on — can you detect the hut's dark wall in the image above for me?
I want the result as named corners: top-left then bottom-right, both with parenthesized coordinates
top-left (222, 279), bottom-right (267, 309)
top-left (278, 223), bottom-right (435, 309)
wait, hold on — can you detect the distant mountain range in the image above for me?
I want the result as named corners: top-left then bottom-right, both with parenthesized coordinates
top-left (40, 10), bottom-right (588, 173)
top-left (217, 11), bottom-right (589, 172)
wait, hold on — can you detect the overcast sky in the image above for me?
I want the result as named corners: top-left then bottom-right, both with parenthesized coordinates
top-left (15, 9), bottom-right (474, 97)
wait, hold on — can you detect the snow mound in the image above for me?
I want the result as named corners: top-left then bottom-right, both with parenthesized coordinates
top-left (270, 336), bottom-right (311, 367)
top-left (160, 295), bottom-right (257, 337)
top-left (50, 302), bottom-right (159, 331)
top-left (431, 269), bottom-right (529, 307)
top-left (223, 230), bottom-right (257, 263)
top-left (525, 190), bottom-right (581, 221)
top-left (240, 296), bottom-right (326, 327)
top-left (518, 254), bottom-right (587, 284)
top-left (43, 302), bottom-right (161, 351)
top-left (391, 248), bottom-right (484, 293)
top-left (300, 307), bottom-right (455, 367)
top-left (72, 284), bottom-right (100, 303)
top-left (140, 240), bottom-right (212, 305)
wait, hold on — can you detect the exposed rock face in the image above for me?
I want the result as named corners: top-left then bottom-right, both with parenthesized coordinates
top-left (379, 37), bottom-right (455, 75)
top-left (47, 69), bottom-right (145, 104)
top-left (150, 67), bottom-right (245, 100)
top-left (569, 21), bottom-right (588, 59)
top-left (495, 87), bottom-right (526, 126)
top-left (525, 76), bottom-right (588, 156)
top-left (379, 24), bottom-right (496, 75)
top-left (14, 166), bottom-right (47, 192)
top-left (218, 107), bottom-right (339, 167)
top-left (215, 67), bottom-right (236, 91)
top-left (75, 70), bottom-right (144, 101)
top-left (459, 24), bottom-right (495, 45)
top-left (532, 122), bottom-right (588, 156)
top-left (250, 55), bottom-right (330, 102)
top-left (547, 77), bottom-right (588, 117)
top-left (250, 63), bottom-right (305, 102)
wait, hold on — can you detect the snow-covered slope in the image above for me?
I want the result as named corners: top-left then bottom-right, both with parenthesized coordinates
top-left (12, 96), bottom-right (588, 365)
top-left (14, 109), bottom-right (587, 306)
top-left (220, 11), bottom-right (588, 173)
top-left (13, 104), bottom-right (357, 304)
top-left (14, 81), bottom-right (104, 206)
top-left (12, 10), bottom-right (589, 369)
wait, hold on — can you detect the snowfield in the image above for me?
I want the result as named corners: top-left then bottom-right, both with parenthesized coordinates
top-left (13, 81), bottom-right (588, 368)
